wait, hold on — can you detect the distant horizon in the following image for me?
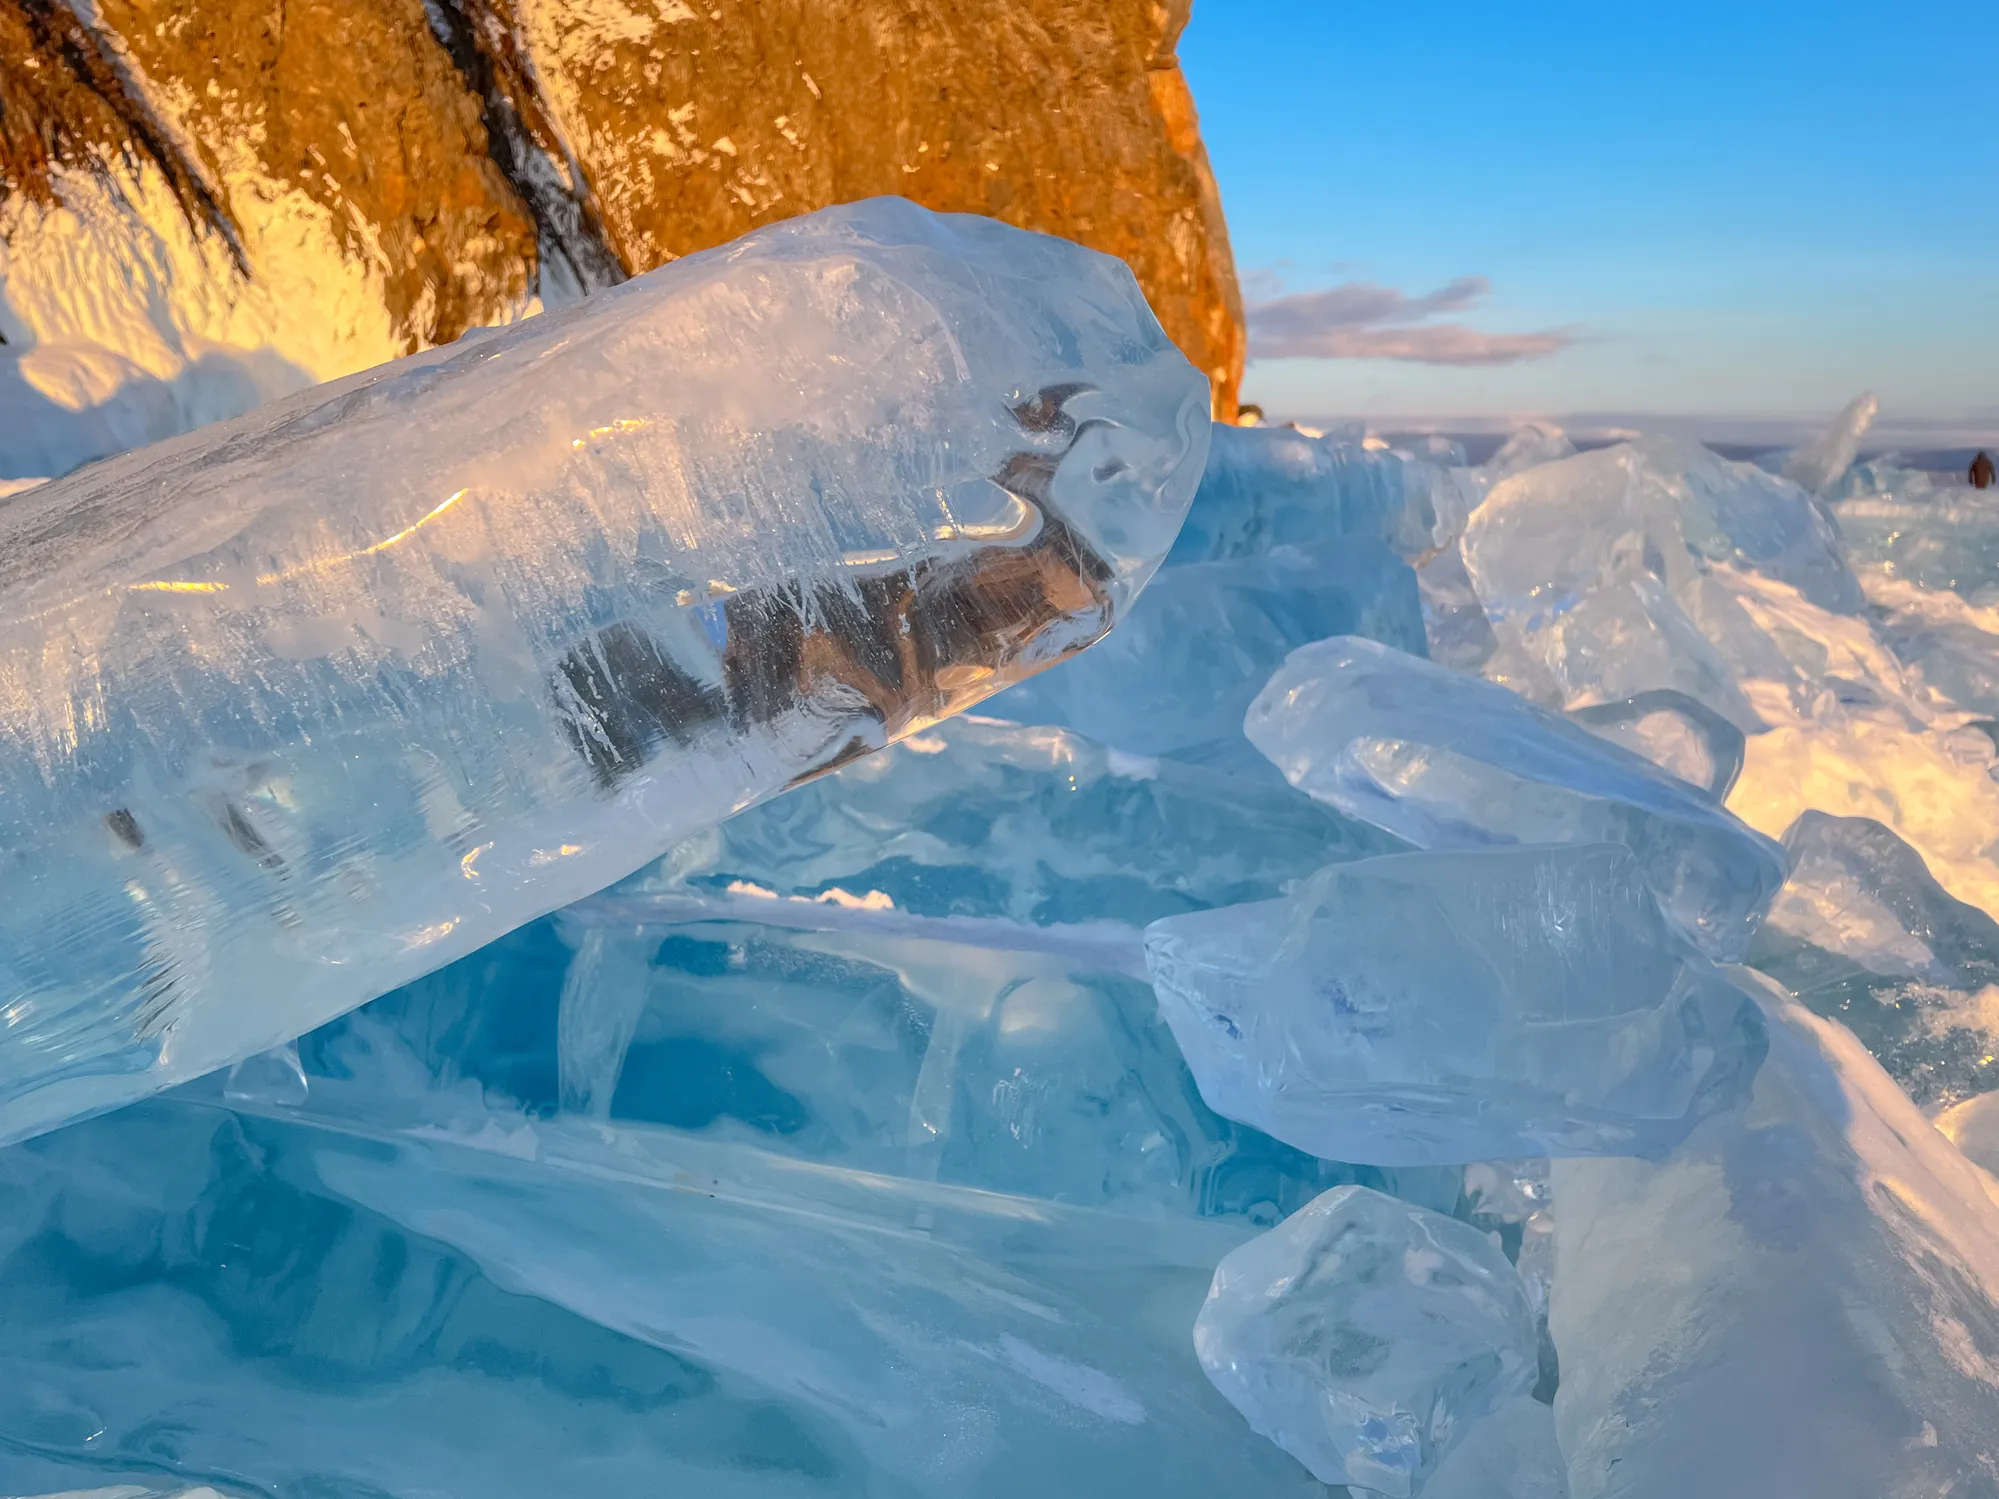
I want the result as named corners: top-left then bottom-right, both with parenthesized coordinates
top-left (1257, 407), bottom-right (1999, 457)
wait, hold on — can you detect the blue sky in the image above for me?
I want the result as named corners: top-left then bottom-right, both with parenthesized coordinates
top-left (1179, 0), bottom-right (1999, 435)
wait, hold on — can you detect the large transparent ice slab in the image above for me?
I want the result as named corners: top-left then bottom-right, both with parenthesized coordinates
top-left (1780, 391), bottom-right (1878, 496)
top-left (0, 198), bottom-right (1210, 1147)
top-left (1566, 688), bottom-right (1746, 800)
top-left (270, 714), bottom-right (1429, 1224)
top-left (0, 1090), bottom-right (1326, 1499)
top-left (537, 915), bottom-right (1427, 1221)
top-left (1480, 423), bottom-right (1576, 482)
top-left (1192, 1184), bottom-right (1537, 1495)
top-left (1245, 636), bottom-right (1787, 959)
top-left (1550, 979), bottom-right (1999, 1499)
top-left (1146, 843), bottom-right (1768, 1165)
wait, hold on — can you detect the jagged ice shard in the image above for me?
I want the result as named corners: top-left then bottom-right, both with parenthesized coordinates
top-left (0, 198), bottom-right (1211, 1147)
top-left (1244, 636), bottom-right (1787, 960)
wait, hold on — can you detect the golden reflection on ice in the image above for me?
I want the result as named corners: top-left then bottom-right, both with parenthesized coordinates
top-left (125, 488), bottom-right (473, 601)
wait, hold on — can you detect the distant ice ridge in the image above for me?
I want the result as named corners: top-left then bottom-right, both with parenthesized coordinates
top-left (0, 198), bottom-right (1211, 1147)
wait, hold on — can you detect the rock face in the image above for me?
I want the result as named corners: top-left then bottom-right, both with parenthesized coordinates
top-left (90, 0), bottom-right (541, 349)
top-left (453, 0), bottom-right (1244, 410)
top-left (1, 0), bottom-right (1243, 480)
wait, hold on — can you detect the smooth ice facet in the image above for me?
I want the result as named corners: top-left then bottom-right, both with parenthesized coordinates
top-left (1146, 842), bottom-right (1769, 1164)
top-left (1416, 541), bottom-right (1502, 673)
top-left (0, 198), bottom-right (1210, 1146)
top-left (1550, 980), bottom-right (1999, 1499)
top-left (1245, 636), bottom-right (1787, 959)
top-left (1421, 1397), bottom-right (1570, 1499)
top-left (1192, 1184), bottom-right (1538, 1495)
top-left (1567, 689), bottom-right (1747, 801)
top-left (1747, 810), bottom-right (1999, 1106)
top-left (1168, 423), bottom-right (1444, 565)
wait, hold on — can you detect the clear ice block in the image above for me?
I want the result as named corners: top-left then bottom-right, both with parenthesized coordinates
top-left (993, 539), bottom-right (1425, 774)
top-left (1192, 1184), bottom-right (1538, 1495)
top-left (994, 418), bottom-right (1430, 772)
top-left (1566, 688), bottom-right (1746, 801)
top-left (1146, 842), bottom-right (1769, 1165)
top-left (1244, 636), bottom-right (1787, 959)
top-left (1781, 391), bottom-right (1877, 497)
top-left (0, 197), bottom-right (1210, 1147)
top-left (1480, 423), bottom-right (1576, 481)
top-left (1747, 809), bottom-right (1999, 1106)
top-left (280, 714), bottom-right (1420, 1224)
top-left (1167, 422), bottom-right (1444, 566)
top-left (530, 915), bottom-right (1372, 1220)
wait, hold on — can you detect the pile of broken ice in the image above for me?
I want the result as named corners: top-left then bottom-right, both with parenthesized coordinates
top-left (5, 202), bottom-right (1999, 1499)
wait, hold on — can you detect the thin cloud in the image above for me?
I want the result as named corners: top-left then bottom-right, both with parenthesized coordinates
top-left (1246, 275), bottom-right (1575, 366)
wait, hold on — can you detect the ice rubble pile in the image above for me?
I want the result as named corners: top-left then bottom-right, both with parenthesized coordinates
top-left (6, 205), bottom-right (1999, 1499)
